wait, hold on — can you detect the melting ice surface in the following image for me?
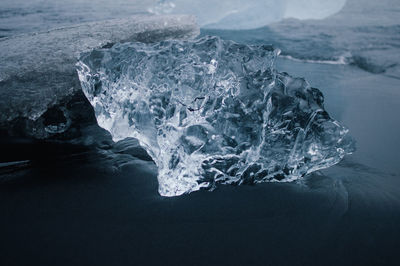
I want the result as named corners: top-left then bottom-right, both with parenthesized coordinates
top-left (77, 36), bottom-right (354, 196)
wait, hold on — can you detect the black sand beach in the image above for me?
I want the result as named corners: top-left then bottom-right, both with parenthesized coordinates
top-left (1, 59), bottom-right (399, 265)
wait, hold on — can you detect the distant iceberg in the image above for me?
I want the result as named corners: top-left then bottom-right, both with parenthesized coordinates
top-left (149, 0), bottom-right (346, 29)
top-left (78, 36), bottom-right (354, 196)
top-left (0, 14), bottom-right (199, 138)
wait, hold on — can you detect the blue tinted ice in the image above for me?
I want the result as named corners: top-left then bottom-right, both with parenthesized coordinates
top-left (77, 36), bottom-right (354, 196)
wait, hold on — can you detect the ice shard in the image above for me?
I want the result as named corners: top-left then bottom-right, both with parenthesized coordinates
top-left (77, 36), bottom-right (354, 196)
top-left (0, 14), bottom-right (199, 138)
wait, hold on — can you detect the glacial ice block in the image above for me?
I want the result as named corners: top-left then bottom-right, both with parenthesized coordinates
top-left (77, 36), bottom-right (354, 196)
top-left (0, 14), bottom-right (199, 137)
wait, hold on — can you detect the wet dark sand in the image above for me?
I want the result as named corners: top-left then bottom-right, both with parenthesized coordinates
top-left (1, 60), bottom-right (400, 266)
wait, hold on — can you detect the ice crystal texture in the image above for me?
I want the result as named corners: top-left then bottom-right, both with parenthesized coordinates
top-left (77, 36), bottom-right (354, 196)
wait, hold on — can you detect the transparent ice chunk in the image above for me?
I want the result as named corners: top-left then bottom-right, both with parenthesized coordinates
top-left (77, 36), bottom-right (354, 196)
